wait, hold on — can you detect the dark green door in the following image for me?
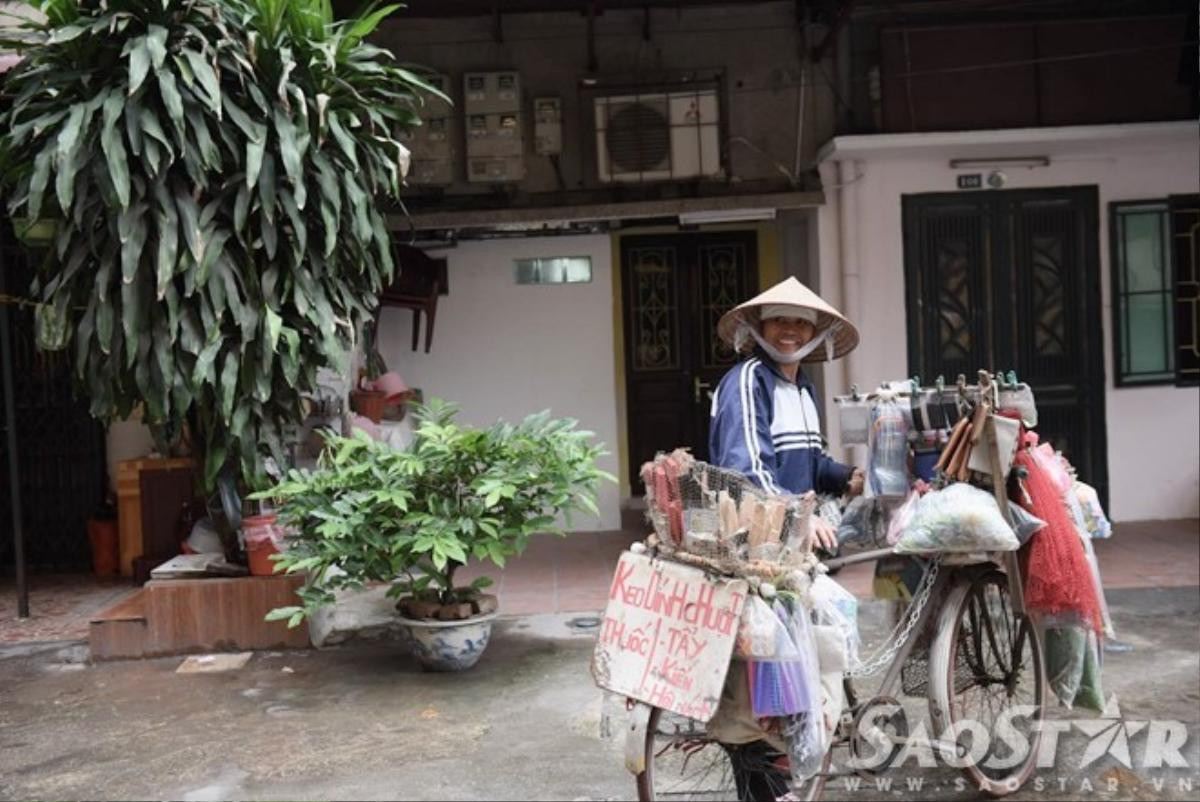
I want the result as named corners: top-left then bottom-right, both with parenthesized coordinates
top-left (621, 232), bottom-right (757, 495)
top-left (902, 186), bottom-right (1108, 504)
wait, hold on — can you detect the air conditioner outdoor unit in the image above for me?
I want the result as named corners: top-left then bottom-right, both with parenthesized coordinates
top-left (594, 88), bottom-right (722, 183)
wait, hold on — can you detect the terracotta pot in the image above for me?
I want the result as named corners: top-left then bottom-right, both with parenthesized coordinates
top-left (86, 519), bottom-right (119, 577)
top-left (350, 389), bottom-right (386, 423)
top-left (246, 538), bottom-right (280, 576)
top-left (243, 513), bottom-right (281, 576)
top-left (369, 371), bottom-right (410, 402)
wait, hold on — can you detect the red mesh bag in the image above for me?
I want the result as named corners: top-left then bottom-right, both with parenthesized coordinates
top-left (1015, 433), bottom-right (1104, 634)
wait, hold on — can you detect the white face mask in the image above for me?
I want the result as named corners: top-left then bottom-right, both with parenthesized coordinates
top-left (741, 320), bottom-right (841, 365)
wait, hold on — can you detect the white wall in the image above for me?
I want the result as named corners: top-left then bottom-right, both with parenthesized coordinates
top-left (818, 125), bottom-right (1200, 522)
top-left (378, 234), bottom-right (622, 530)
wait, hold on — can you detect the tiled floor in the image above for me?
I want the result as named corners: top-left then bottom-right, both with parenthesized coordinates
top-left (1, 518), bottom-right (1195, 644)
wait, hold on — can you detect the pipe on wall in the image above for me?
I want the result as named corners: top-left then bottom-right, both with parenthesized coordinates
top-left (836, 157), bottom-right (865, 466)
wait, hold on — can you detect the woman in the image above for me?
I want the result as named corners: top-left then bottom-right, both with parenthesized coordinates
top-left (710, 276), bottom-right (865, 548)
top-left (705, 277), bottom-right (863, 801)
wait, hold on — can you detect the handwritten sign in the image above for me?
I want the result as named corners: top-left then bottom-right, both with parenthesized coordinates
top-left (590, 551), bottom-right (747, 723)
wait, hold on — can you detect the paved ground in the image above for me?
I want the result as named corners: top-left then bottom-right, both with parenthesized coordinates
top-left (1, 585), bottom-right (1197, 801)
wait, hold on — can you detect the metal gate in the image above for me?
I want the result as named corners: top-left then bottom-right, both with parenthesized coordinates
top-left (902, 186), bottom-right (1109, 505)
top-left (0, 219), bottom-right (107, 573)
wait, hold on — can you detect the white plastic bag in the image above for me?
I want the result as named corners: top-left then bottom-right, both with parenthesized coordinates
top-left (736, 595), bottom-right (795, 659)
top-left (809, 574), bottom-right (860, 672)
top-left (894, 483), bottom-right (1020, 553)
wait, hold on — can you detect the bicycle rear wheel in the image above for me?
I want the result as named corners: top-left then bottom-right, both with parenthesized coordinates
top-left (928, 569), bottom-right (1045, 797)
top-left (636, 707), bottom-right (830, 801)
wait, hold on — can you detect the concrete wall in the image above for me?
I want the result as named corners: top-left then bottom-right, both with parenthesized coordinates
top-left (375, 1), bottom-right (835, 195)
top-left (817, 123), bottom-right (1200, 522)
top-left (378, 233), bottom-right (622, 530)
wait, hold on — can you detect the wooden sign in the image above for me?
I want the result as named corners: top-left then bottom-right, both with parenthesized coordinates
top-left (591, 551), bottom-right (748, 723)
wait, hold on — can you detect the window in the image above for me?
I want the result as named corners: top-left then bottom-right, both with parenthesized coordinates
top-left (1111, 201), bottom-right (1174, 385)
top-left (514, 256), bottom-right (592, 285)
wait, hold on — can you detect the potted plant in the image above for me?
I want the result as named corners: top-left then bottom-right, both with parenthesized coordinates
top-left (0, 0), bottom-right (445, 555)
top-left (253, 398), bottom-right (614, 671)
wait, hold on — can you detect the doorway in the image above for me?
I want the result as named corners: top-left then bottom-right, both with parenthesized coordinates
top-left (621, 231), bottom-right (758, 495)
top-left (902, 186), bottom-right (1108, 503)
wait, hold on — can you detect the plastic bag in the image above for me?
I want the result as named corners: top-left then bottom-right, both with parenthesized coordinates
top-left (885, 490), bottom-right (921, 546)
top-left (1044, 625), bottom-right (1087, 708)
top-left (748, 601), bottom-right (819, 717)
top-left (1007, 501), bottom-right (1047, 545)
top-left (736, 595), bottom-right (793, 660)
top-left (837, 496), bottom-right (891, 550)
top-left (1074, 482), bottom-right (1112, 539)
top-left (810, 574), bottom-right (860, 672)
top-left (867, 394), bottom-right (910, 497)
top-left (775, 600), bottom-right (828, 783)
top-left (1074, 630), bottom-right (1105, 713)
top-left (893, 483), bottom-right (1020, 553)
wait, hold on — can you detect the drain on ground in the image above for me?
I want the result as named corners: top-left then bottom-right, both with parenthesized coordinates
top-left (566, 616), bottom-right (602, 631)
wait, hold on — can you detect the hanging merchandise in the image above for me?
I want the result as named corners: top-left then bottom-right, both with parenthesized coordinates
top-left (997, 381), bottom-right (1038, 428)
top-left (893, 483), bottom-right (1020, 553)
top-left (736, 595), bottom-right (792, 660)
top-left (747, 600), bottom-right (819, 718)
top-left (1074, 630), bottom-right (1106, 713)
top-left (885, 490), bottom-right (921, 546)
top-left (1044, 625), bottom-right (1087, 708)
top-left (1007, 501), bottom-right (1047, 545)
top-left (867, 391), bottom-right (910, 498)
top-left (834, 394), bottom-right (871, 446)
top-left (1015, 433), bottom-right (1105, 634)
top-left (809, 574), bottom-right (860, 672)
top-left (1074, 482), bottom-right (1113, 539)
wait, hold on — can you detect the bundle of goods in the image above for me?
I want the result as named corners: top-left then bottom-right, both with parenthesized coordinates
top-left (835, 371), bottom-right (1116, 711)
top-left (636, 449), bottom-right (854, 784)
top-left (639, 449), bottom-right (816, 570)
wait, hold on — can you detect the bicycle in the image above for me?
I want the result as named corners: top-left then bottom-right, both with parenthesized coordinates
top-left (631, 543), bottom-right (1045, 801)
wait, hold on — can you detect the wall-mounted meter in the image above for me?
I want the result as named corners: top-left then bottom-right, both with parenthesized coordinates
top-left (533, 97), bottom-right (562, 156)
top-left (462, 71), bottom-right (525, 183)
top-left (401, 73), bottom-right (455, 186)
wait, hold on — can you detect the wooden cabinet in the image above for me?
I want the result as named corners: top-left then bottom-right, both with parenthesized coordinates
top-left (115, 457), bottom-right (197, 578)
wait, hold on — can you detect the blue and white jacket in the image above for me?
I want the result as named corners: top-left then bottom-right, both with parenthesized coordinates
top-left (708, 349), bottom-right (853, 496)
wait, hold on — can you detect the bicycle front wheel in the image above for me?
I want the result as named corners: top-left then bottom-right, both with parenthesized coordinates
top-left (636, 707), bottom-right (830, 802)
top-left (928, 569), bottom-right (1045, 797)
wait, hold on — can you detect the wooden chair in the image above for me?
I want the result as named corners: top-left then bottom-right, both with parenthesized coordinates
top-left (376, 245), bottom-right (445, 353)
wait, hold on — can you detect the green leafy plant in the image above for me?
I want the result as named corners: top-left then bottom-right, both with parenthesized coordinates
top-left (252, 399), bottom-right (615, 627)
top-left (0, 0), bottom-right (444, 494)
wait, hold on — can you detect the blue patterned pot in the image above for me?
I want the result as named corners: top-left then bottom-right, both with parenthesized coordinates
top-left (396, 612), bottom-right (499, 671)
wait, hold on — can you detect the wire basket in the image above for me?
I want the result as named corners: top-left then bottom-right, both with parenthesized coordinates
top-left (640, 449), bottom-right (815, 564)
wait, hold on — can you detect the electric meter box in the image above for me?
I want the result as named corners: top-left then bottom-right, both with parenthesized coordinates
top-left (401, 73), bottom-right (455, 186)
top-left (533, 97), bottom-right (562, 156)
top-left (463, 71), bottom-right (525, 183)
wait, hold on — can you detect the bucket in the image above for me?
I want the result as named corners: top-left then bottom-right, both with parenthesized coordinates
top-left (243, 514), bottom-right (282, 576)
top-left (86, 519), bottom-right (119, 577)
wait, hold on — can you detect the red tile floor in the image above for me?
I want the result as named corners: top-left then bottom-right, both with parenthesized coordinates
top-left (1, 518), bottom-right (1196, 644)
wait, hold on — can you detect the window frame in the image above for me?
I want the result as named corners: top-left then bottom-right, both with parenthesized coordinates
top-left (1109, 199), bottom-right (1176, 387)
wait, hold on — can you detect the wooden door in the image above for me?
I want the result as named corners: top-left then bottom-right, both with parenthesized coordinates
top-left (621, 232), bottom-right (757, 495)
top-left (903, 186), bottom-right (1109, 504)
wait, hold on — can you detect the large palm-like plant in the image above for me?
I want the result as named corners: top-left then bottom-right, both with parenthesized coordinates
top-left (0, 0), bottom-right (440, 499)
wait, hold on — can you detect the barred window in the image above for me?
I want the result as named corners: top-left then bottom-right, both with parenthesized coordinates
top-left (1111, 201), bottom-right (1174, 385)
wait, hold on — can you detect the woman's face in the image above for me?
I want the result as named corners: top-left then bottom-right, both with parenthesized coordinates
top-left (761, 316), bottom-right (816, 356)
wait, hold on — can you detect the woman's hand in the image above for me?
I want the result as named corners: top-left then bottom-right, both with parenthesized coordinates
top-left (811, 515), bottom-right (839, 552)
top-left (846, 468), bottom-right (865, 498)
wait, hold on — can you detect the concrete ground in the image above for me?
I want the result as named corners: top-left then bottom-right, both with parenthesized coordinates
top-left (1, 585), bottom-right (1197, 801)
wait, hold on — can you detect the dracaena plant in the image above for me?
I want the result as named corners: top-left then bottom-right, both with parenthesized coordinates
top-left (252, 399), bottom-right (615, 627)
top-left (0, 0), bottom-right (443, 498)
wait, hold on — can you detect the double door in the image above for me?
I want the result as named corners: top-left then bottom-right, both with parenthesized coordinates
top-left (902, 186), bottom-right (1108, 503)
top-left (621, 232), bottom-right (758, 495)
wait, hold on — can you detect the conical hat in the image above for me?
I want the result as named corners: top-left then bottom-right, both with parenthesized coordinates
top-left (717, 276), bottom-right (859, 362)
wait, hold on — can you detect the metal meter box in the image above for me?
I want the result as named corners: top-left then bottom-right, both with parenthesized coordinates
top-left (463, 71), bottom-right (525, 183)
top-left (400, 73), bottom-right (455, 186)
top-left (533, 97), bottom-right (562, 156)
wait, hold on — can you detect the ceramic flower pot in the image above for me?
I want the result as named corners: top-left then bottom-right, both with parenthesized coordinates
top-left (395, 612), bottom-right (499, 672)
